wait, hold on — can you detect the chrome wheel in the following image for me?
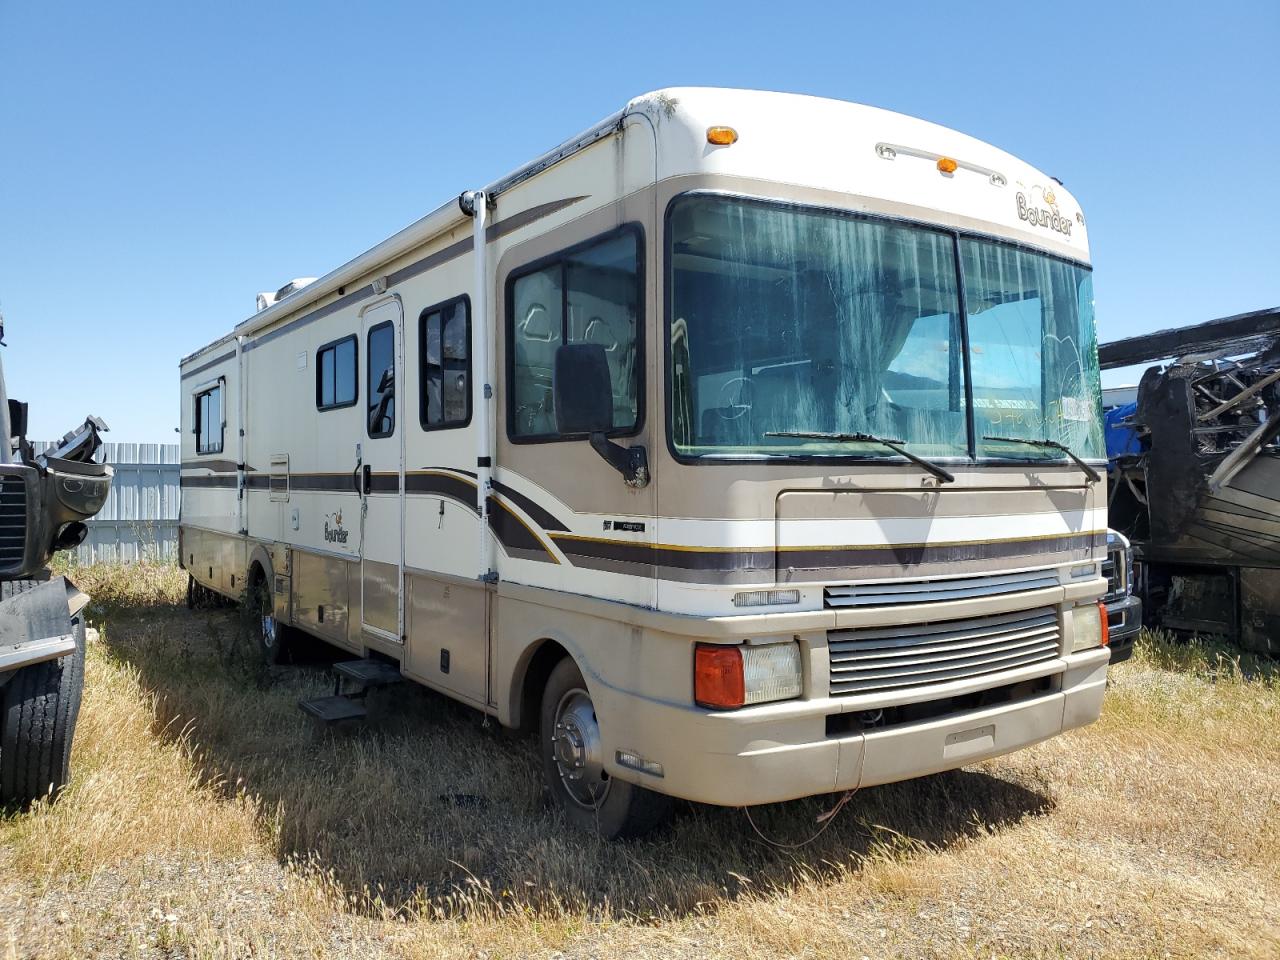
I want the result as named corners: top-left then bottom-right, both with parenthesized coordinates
top-left (551, 687), bottom-right (609, 808)
top-left (258, 583), bottom-right (276, 650)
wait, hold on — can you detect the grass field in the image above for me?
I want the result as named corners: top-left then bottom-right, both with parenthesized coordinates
top-left (1, 562), bottom-right (1277, 959)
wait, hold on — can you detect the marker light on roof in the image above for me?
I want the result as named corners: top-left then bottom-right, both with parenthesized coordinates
top-left (937, 156), bottom-right (958, 174)
top-left (706, 126), bottom-right (738, 146)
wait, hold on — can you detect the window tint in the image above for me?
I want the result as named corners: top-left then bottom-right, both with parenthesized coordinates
top-left (509, 227), bottom-right (641, 440)
top-left (420, 297), bottom-right (471, 429)
top-left (317, 335), bottom-right (357, 410)
top-left (195, 384), bottom-right (223, 454)
top-left (367, 321), bottom-right (395, 437)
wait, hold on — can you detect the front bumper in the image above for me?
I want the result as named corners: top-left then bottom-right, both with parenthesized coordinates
top-left (597, 646), bottom-right (1110, 807)
top-left (1104, 593), bottom-right (1142, 664)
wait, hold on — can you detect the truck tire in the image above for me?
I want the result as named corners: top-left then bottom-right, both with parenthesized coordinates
top-left (0, 616), bottom-right (86, 806)
top-left (539, 656), bottom-right (672, 839)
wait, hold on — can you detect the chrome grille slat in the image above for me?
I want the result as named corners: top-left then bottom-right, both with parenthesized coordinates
top-left (833, 610), bottom-right (1057, 648)
top-left (831, 622), bottom-right (1059, 660)
top-left (825, 569), bottom-right (1060, 609)
top-left (830, 647), bottom-right (1061, 694)
top-left (828, 605), bottom-right (1061, 696)
top-left (831, 636), bottom-right (1059, 679)
top-left (831, 630), bottom-right (1059, 672)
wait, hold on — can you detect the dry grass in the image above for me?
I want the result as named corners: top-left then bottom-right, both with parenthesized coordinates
top-left (2, 562), bottom-right (1278, 958)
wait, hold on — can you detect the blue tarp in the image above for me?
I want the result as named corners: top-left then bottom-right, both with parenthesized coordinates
top-left (1105, 402), bottom-right (1142, 460)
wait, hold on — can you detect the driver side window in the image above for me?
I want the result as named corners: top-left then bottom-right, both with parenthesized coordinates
top-left (507, 226), bottom-right (642, 441)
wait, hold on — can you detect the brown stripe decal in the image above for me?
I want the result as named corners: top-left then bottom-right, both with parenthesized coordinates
top-left (488, 501), bottom-right (558, 564)
top-left (180, 474), bottom-right (237, 489)
top-left (489, 479), bottom-right (569, 532)
top-left (291, 472), bottom-right (366, 492)
top-left (406, 470), bottom-right (478, 511)
top-left (550, 530), bottom-right (1106, 583)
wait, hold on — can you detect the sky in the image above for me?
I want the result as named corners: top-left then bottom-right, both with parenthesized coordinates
top-left (1, 0), bottom-right (1276, 443)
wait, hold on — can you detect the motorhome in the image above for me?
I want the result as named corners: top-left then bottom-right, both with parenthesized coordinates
top-left (179, 88), bottom-right (1111, 837)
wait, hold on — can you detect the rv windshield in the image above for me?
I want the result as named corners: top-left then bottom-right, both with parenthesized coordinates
top-left (667, 194), bottom-right (1103, 463)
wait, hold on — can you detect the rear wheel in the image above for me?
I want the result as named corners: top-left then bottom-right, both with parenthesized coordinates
top-left (539, 657), bottom-right (672, 839)
top-left (251, 571), bottom-right (291, 664)
top-left (0, 617), bottom-right (86, 806)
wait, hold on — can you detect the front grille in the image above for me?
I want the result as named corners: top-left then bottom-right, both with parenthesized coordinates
top-left (0, 474), bottom-right (28, 568)
top-left (824, 568), bottom-right (1060, 609)
top-left (828, 606), bottom-right (1062, 697)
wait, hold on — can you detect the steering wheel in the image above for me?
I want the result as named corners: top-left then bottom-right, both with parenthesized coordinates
top-left (716, 376), bottom-right (753, 420)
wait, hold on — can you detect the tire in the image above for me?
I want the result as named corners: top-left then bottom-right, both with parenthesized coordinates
top-left (251, 571), bottom-right (291, 665)
top-left (539, 657), bottom-right (672, 839)
top-left (0, 616), bottom-right (86, 806)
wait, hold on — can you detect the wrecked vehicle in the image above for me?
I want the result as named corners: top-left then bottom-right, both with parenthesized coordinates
top-left (1102, 305), bottom-right (1280, 654)
top-left (0, 322), bottom-right (113, 804)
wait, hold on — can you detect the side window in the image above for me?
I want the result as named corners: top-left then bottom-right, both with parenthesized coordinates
top-left (419, 296), bottom-right (471, 430)
top-left (194, 384), bottom-right (224, 454)
top-left (508, 226), bottom-right (642, 440)
top-left (316, 335), bottom-right (357, 410)
top-left (367, 321), bottom-right (395, 438)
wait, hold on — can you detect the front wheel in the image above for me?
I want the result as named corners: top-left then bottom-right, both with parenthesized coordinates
top-left (539, 657), bottom-right (672, 839)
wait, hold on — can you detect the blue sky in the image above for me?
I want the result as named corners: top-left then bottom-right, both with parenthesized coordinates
top-left (1, 1), bottom-right (1275, 442)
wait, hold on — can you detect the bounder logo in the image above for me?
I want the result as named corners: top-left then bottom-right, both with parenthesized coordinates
top-left (324, 510), bottom-right (350, 544)
top-left (1016, 188), bottom-right (1072, 237)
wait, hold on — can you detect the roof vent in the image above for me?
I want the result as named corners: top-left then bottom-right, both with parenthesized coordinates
top-left (256, 277), bottom-right (317, 313)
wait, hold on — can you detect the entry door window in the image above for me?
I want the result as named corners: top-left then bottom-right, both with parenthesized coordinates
top-left (367, 321), bottom-right (395, 438)
top-left (195, 384), bottom-right (223, 454)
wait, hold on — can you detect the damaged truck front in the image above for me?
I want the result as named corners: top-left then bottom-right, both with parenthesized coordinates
top-left (1102, 306), bottom-right (1280, 653)
top-left (0, 323), bottom-right (113, 804)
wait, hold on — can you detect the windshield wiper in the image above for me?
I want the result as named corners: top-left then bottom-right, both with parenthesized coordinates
top-left (766, 431), bottom-right (955, 483)
top-left (982, 435), bottom-right (1101, 483)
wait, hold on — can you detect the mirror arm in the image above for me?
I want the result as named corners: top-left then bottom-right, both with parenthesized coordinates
top-left (588, 433), bottom-right (649, 488)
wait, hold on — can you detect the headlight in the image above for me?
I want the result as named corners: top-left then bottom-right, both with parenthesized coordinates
top-left (694, 641), bottom-right (803, 709)
top-left (1070, 601), bottom-right (1110, 652)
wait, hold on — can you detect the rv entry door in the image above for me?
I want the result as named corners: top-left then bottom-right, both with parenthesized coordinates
top-left (358, 298), bottom-right (405, 643)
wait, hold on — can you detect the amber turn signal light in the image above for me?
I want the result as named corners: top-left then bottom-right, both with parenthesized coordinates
top-left (1098, 600), bottom-right (1110, 647)
top-left (706, 126), bottom-right (739, 146)
top-left (695, 644), bottom-right (745, 709)
top-left (937, 156), bottom-right (958, 174)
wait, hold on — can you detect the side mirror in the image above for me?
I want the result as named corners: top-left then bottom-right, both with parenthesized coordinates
top-left (552, 343), bottom-right (648, 488)
top-left (8, 399), bottom-right (27, 443)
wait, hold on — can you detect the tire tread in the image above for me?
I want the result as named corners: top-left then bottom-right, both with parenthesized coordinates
top-left (0, 617), bottom-right (85, 805)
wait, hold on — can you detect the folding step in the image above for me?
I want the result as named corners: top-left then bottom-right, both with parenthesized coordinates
top-left (333, 658), bottom-right (404, 688)
top-left (299, 695), bottom-right (368, 724)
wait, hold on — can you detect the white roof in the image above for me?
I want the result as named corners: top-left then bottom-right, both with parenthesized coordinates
top-left (634, 87), bottom-right (1089, 261)
top-left (184, 87), bottom-right (1089, 366)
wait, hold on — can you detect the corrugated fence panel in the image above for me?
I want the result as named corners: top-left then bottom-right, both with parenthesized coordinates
top-left (32, 441), bottom-right (181, 563)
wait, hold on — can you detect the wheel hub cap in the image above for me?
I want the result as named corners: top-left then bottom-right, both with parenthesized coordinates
top-left (552, 689), bottom-right (609, 808)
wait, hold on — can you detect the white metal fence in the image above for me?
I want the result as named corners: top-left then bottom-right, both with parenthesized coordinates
top-left (33, 441), bottom-right (180, 563)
